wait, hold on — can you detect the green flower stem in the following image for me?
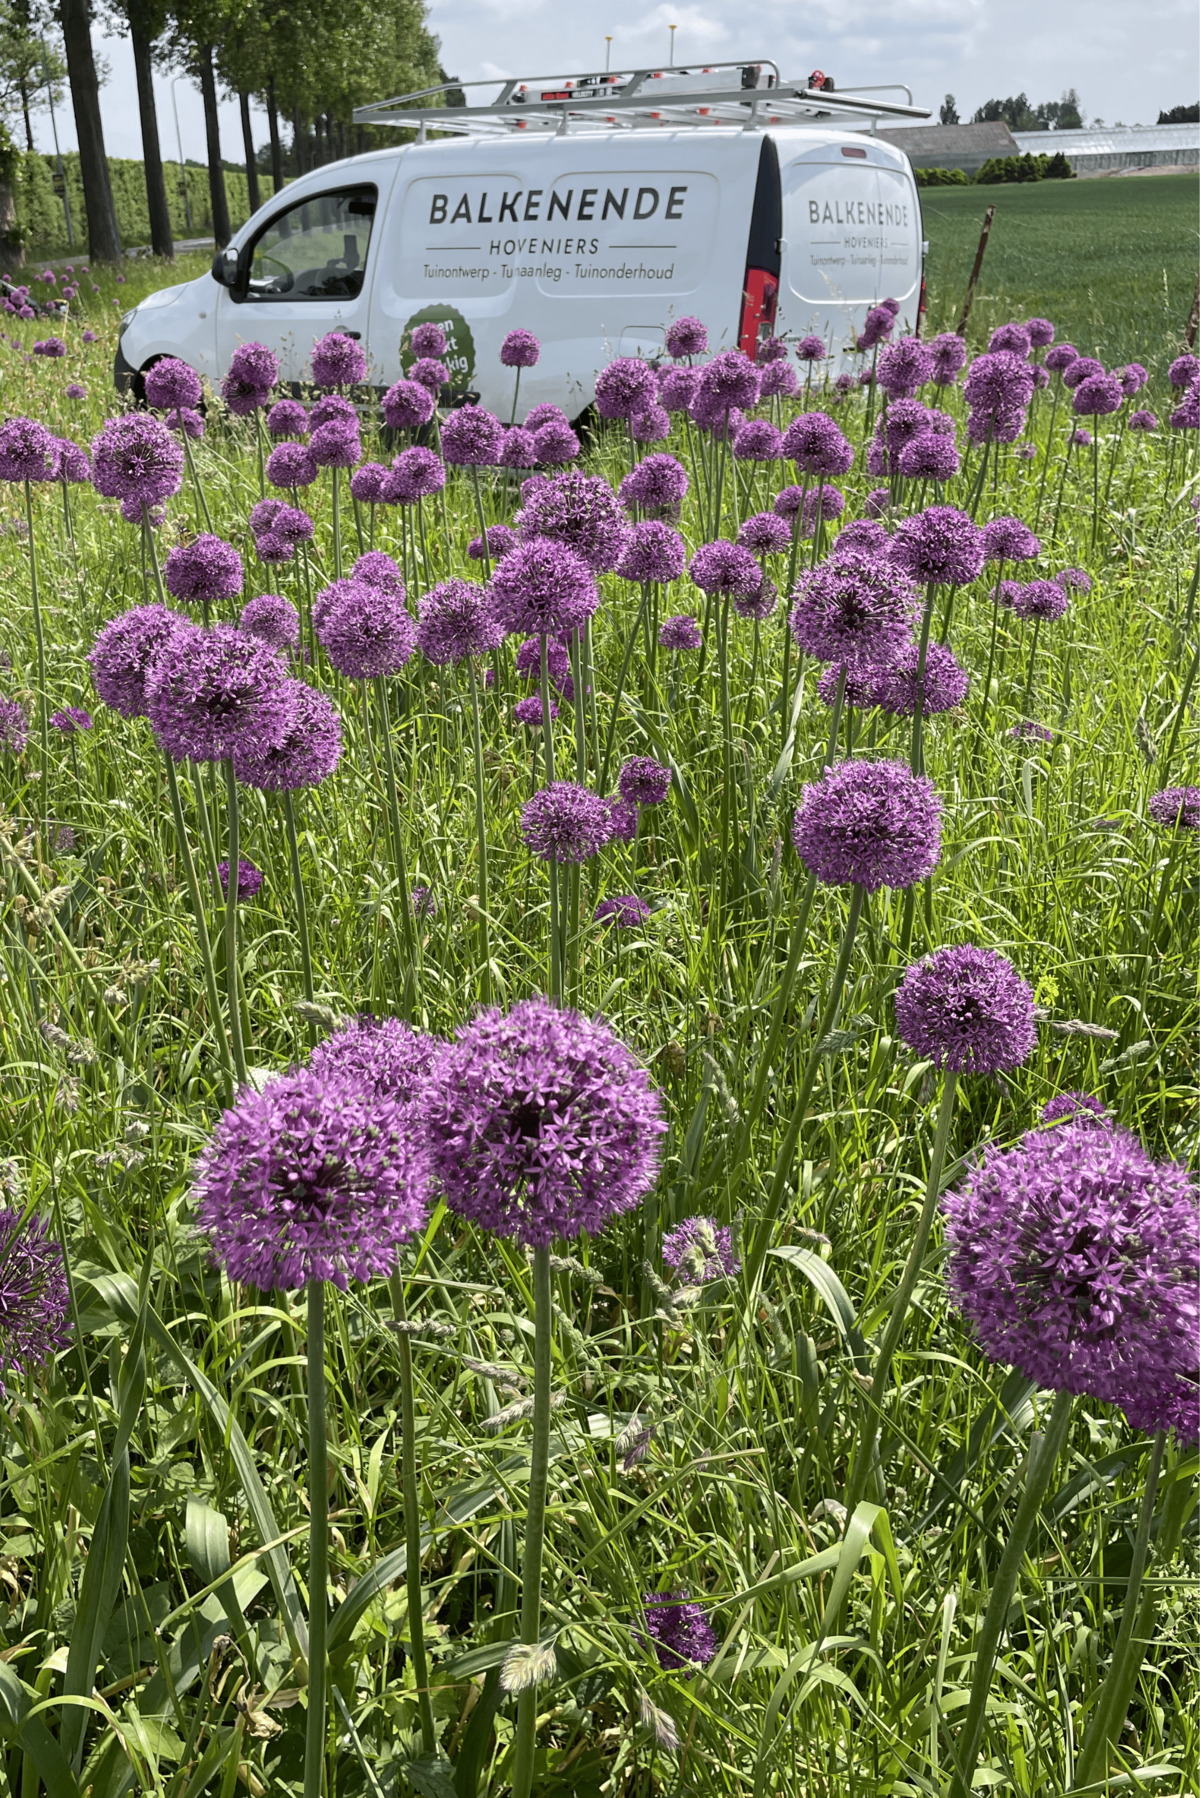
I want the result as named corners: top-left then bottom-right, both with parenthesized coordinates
top-left (387, 1275), bottom-right (437, 1758)
top-left (467, 658), bottom-right (493, 1007)
top-left (1035, 382), bottom-right (1062, 521)
top-left (511, 1243), bottom-right (554, 1798)
top-left (1050, 434), bottom-right (1075, 543)
top-left (182, 427), bottom-right (213, 531)
top-left (598, 587), bottom-right (650, 795)
top-left (331, 468), bottom-right (342, 581)
top-left (164, 754), bottom-right (234, 1102)
top-left (23, 480), bottom-right (48, 819)
top-left (909, 582), bottom-right (938, 775)
top-left (824, 664), bottom-right (848, 770)
top-left (539, 634), bottom-right (556, 785)
top-left (718, 595), bottom-right (737, 901)
top-left (809, 477), bottom-right (826, 568)
top-left (978, 563), bottom-right (1007, 737)
top-left (223, 759), bottom-right (250, 1088)
top-left (1020, 616), bottom-right (1043, 722)
top-left (846, 1070), bottom-right (959, 1512)
top-left (948, 1386), bottom-right (1075, 1798)
top-left (731, 868), bottom-right (818, 1168)
top-left (469, 464), bottom-right (492, 580)
top-left (304, 1279), bottom-right (329, 1798)
top-left (283, 793), bottom-right (315, 1007)
top-left (375, 678), bottom-right (418, 981)
top-left (741, 882), bottom-right (866, 1298)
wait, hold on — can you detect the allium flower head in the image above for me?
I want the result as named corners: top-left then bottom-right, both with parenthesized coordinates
top-left (695, 349), bottom-right (759, 415)
top-left (1117, 362), bottom-right (1148, 397)
top-left (524, 404), bottom-right (568, 432)
top-left (643, 1592), bottom-right (718, 1672)
top-left (311, 395), bottom-right (357, 432)
top-left (417, 578), bottom-right (503, 664)
top-left (422, 996), bottom-right (666, 1246)
top-left (897, 434), bottom-right (960, 481)
top-left (310, 420), bottom-right (361, 470)
top-left (889, 506), bottom-right (985, 587)
top-left (1044, 342), bottom-right (1079, 375)
top-left (869, 639), bottom-right (969, 717)
top-left (595, 356), bottom-right (658, 420)
top-left (738, 512), bottom-right (791, 556)
top-left (733, 574), bottom-right (778, 620)
top-left (521, 782), bottom-right (611, 862)
top-left (662, 1216), bottom-right (739, 1281)
top-left (877, 336), bottom-right (935, 398)
top-left (894, 944), bottom-right (1036, 1074)
top-left (217, 858), bottom-right (263, 901)
top-left (308, 1015), bottom-right (439, 1102)
top-left (857, 304), bottom-right (895, 351)
top-left (594, 894), bottom-right (652, 928)
top-left (816, 663), bottom-right (876, 710)
top-left (689, 539), bottom-right (761, 600)
top-left (1072, 373), bottom-right (1123, 417)
top-left (1128, 409), bottom-right (1157, 431)
top-left (410, 357), bottom-right (449, 392)
top-left (53, 438), bottom-right (90, 483)
top-left (988, 322), bottom-right (1032, 357)
top-left (732, 420), bottom-right (782, 462)
top-left (145, 357), bottom-right (203, 412)
top-left (517, 471), bottom-right (627, 572)
top-left (50, 705), bottom-right (92, 732)
top-left (442, 403), bottom-right (504, 465)
top-left (963, 350), bottom-right (1035, 419)
top-left (352, 551), bottom-right (405, 594)
top-left (239, 593), bottom-right (299, 650)
top-left (796, 333), bottom-right (826, 361)
top-left (318, 582), bottom-right (417, 680)
top-left (1011, 580), bottom-right (1069, 621)
top-left (250, 498), bottom-right (284, 536)
top-left (659, 366), bottom-right (700, 412)
top-left (468, 525), bottom-right (519, 563)
top-left (146, 624), bottom-right (293, 762)
top-left (864, 487), bottom-right (891, 518)
top-left (350, 463), bottom-right (389, 503)
top-left (222, 342), bottom-right (278, 414)
top-left (193, 1068), bottom-right (429, 1291)
top-left (1062, 356), bottom-right (1104, 391)
top-left (665, 316), bottom-right (708, 358)
top-left (514, 694), bottom-right (556, 728)
top-left (91, 414), bottom-right (183, 506)
top-left (615, 520), bottom-right (686, 584)
top-left (1169, 384), bottom-right (1200, 430)
top-left (1026, 318), bottom-right (1055, 347)
top-left (942, 1121), bottom-right (1199, 1437)
top-left (499, 426), bottom-right (538, 468)
top-left (165, 535), bottom-right (244, 606)
top-left (760, 360), bottom-right (799, 398)
top-left (489, 537), bottom-right (599, 636)
top-left (1055, 566), bottom-right (1091, 593)
top-left (89, 604), bottom-right (191, 719)
top-left (791, 759), bottom-right (942, 892)
top-left (831, 519), bottom-right (889, 560)
top-left (1041, 1091), bottom-right (1108, 1126)
top-left (659, 614), bottom-right (701, 651)
top-left (273, 505), bottom-right (314, 545)
top-left (799, 486), bottom-right (845, 538)
top-left (619, 756), bottom-right (671, 806)
top-left (382, 378), bottom-right (436, 432)
top-left (927, 333), bottom-right (968, 385)
top-left (619, 453), bottom-right (688, 519)
top-left (0, 695), bottom-right (29, 753)
top-left (982, 516), bottom-right (1041, 563)
top-left (410, 321), bottom-right (448, 359)
top-left (1011, 720), bottom-right (1054, 744)
top-left (1148, 786), bottom-right (1200, 830)
top-left (0, 417), bottom-right (58, 484)
top-left (0, 1211), bottom-right (71, 1392)
top-left (266, 398), bottom-right (308, 440)
top-left (311, 331), bottom-right (367, 388)
top-left (788, 552), bottom-right (919, 670)
top-left (781, 411), bottom-right (855, 477)
top-left (631, 405), bottom-right (671, 445)
top-left (386, 445), bottom-right (445, 503)
top-left (232, 679), bottom-right (342, 791)
top-left (1168, 353), bottom-right (1199, 389)
top-left (533, 419), bottom-right (580, 464)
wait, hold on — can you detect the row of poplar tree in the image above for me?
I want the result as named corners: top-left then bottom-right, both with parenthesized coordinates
top-left (0, 0), bottom-right (448, 260)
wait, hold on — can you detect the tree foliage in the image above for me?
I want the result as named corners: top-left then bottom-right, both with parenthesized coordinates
top-left (0, 0), bottom-right (66, 152)
top-left (972, 89), bottom-right (1084, 132)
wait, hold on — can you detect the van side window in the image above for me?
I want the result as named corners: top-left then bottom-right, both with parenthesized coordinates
top-left (246, 188), bottom-right (377, 301)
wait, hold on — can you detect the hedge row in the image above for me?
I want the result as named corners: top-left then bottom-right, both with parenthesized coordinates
top-left (8, 152), bottom-right (279, 258)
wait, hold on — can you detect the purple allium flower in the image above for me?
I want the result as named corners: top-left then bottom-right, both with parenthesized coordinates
top-left (791, 759), bottom-right (942, 892)
top-left (498, 327), bottom-right (539, 370)
top-left (643, 1592), bottom-right (718, 1672)
top-left (739, 512), bottom-right (791, 556)
top-left (897, 433), bottom-right (960, 481)
top-left (1026, 318), bottom-right (1054, 348)
top-left (146, 624), bottom-right (293, 762)
top-left (603, 793), bottom-right (639, 843)
top-left (595, 357), bottom-right (658, 421)
top-left (91, 414), bottom-right (184, 506)
top-left (468, 525), bottom-right (519, 563)
top-left (943, 1120), bottom-right (1199, 1437)
top-left (50, 705), bottom-right (92, 733)
top-left (894, 944), bottom-right (1036, 1074)
top-left (350, 462), bottom-right (389, 503)
top-left (273, 505), bottom-right (315, 545)
top-left (619, 453), bottom-right (689, 519)
top-left (661, 1215), bottom-right (739, 1280)
top-left (145, 357), bottom-right (203, 412)
top-left (65, 383), bottom-right (87, 400)
top-left (411, 884), bottom-right (437, 918)
top-left (688, 539), bottom-right (761, 600)
top-left (442, 404), bottom-right (505, 467)
top-left (869, 640), bottom-right (969, 717)
top-left (788, 552), bottom-right (919, 670)
top-left (0, 1210), bottom-right (71, 1391)
top-left (499, 426), bottom-right (538, 468)
top-left (1062, 356), bottom-right (1104, 392)
top-left (348, 554), bottom-right (403, 597)
top-left (521, 781), bottom-right (611, 862)
top-left (417, 578), bottom-right (503, 665)
top-left (89, 604), bottom-right (191, 719)
top-left (988, 322), bottom-right (1032, 358)
top-left (310, 420), bottom-right (361, 470)
top-left (1128, 409), bottom-right (1158, 431)
top-left (168, 408), bottom-right (206, 440)
top-left (1016, 442), bottom-right (1038, 460)
top-left (1072, 373), bottom-right (1123, 418)
top-left (615, 520), bottom-right (686, 584)
top-left (659, 614), bottom-right (702, 651)
top-left (311, 331), bottom-right (367, 389)
top-left (382, 378), bottom-right (436, 432)
top-left (232, 678), bottom-right (342, 791)
top-left (695, 348), bottom-right (760, 417)
top-left (619, 756), bottom-right (671, 806)
top-left (410, 356), bottom-right (449, 393)
top-left (423, 996), bottom-right (665, 1246)
top-left (1148, 786), bottom-right (1200, 830)
top-left (1011, 580), bottom-right (1070, 621)
top-left (385, 445), bottom-right (446, 504)
top-left (631, 405), bottom-right (671, 445)
top-left (411, 321), bottom-right (448, 359)
top-left (524, 404), bottom-right (568, 433)
top-left (533, 420), bottom-right (580, 464)
top-left (877, 336), bottom-right (936, 398)
top-left (55, 439), bottom-right (91, 483)
top-left (165, 534), bottom-right (244, 606)
top-left (216, 857), bottom-right (263, 901)
top-left (857, 305), bottom-right (895, 352)
top-left (1041, 1091), bottom-right (1108, 1126)
top-left (962, 350), bottom-right (1035, 426)
top-left (33, 335), bottom-right (66, 357)
top-left (222, 341), bottom-right (278, 414)
top-left (309, 1014), bottom-right (439, 1102)
top-left (256, 531), bottom-right (293, 565)
top-left (192, 1067), bottom-right (428, 1291)
top-left (266, 398), bottom-right (308, 440)
top-left (982, 516), bottom-right (1041, 563)
top-left (796, 333), bottom-right (826, 361)
top-left (0, 419), bottom-right (66, 483)
top-left (1169, 384), bottom-right (1200, 430)
top-left (514, 694), bottom-right (557, 728)
top-left (121, 496), bottom-right (166, 526)
top-left (489, 537), bottom-right (599, 637)
top-left (772, 486), bottom-right (806, 524)
top-left (665, 315), bottom-right (708, 359)
top-left (1117, 362), bottom-right (1149, 397)
top-left (517, 470), bottom-right (627, 572)
top-left (799, 485), bottom-right (846, 538)
top-left (927, 333), bottom-right (968, 386)
top-left (1069, 429), bottom-right (1093, 447)
top-left (864, 487), bottom-right (891, 518)
top-left (1043, 342), bottom-right (1079, 375)
top-left (1168, 353), bottom-right (1199, 389)
top-left (0, 695), bottom-right (29, 753)
top-left (732, 420), bottom-right (783, 462)
top-left (781, 411), bottom-right (855, 477)
top-left (82, 327), bottom-right (97, 342)
top-left (816, 662), bottom-right (876, 710)
top-left (1010, 720), bottom-right (1054, 743)
top-left (318, 582), bottom-right (416, 680)
top-left (760, 360), bottom-right (799, 398)
top-left (756, 335), bottom-right (789, 364)
top-left (594, 893), bottom-right (652, 928)
top-left (659, 366), bottom-right (700, 413)
top-left (309, 395), bottom-right (356, 431)
top-left (889, 506), bottom-right (985, 587)
top-left (239, 593), bottom-right (299, 651)
top-left (831, 519), bottom-right (890, 561)
top-left (734, 575), bottom-right (778, 621)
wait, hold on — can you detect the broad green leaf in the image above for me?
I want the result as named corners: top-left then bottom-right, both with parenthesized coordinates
top-left (768, 1245), bottom-right (871, 1372)
top-left (0, 1660), bottom-right (80, 1798)
top-left (61, 1448), bottom-right (129, 1769)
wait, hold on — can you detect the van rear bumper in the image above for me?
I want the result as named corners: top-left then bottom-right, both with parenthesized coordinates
top-left (113, 337), bottom-right (138, 397)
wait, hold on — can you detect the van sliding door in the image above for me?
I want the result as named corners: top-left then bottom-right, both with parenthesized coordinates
top-left (738, 137), bottom-right (782, 358)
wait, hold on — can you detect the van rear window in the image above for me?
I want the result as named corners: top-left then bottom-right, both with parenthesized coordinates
top-left (783, 159), bottom-right (917, 306)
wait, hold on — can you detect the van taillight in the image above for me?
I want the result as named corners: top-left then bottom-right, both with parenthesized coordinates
top-left (739, 137), bottom-right (783, 359)
top-left (739, 270), bottom-right (778, 358)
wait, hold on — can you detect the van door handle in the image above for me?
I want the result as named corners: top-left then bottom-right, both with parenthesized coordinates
top-left (343, 330), bottom-right (362, 339)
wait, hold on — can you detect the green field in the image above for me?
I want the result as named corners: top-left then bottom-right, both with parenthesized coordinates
top-left (921, 173), bottom-right (1198, 367)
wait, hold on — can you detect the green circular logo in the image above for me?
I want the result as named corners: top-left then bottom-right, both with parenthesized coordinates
top-left (400, 304), bottom-right (476, 391)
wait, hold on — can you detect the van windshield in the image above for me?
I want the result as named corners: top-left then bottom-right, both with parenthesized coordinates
top-left (247, 188), bottom-right (377, 301)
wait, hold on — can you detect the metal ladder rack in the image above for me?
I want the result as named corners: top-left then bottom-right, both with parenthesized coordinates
top-left (352, 60), bottom-right (929, 136)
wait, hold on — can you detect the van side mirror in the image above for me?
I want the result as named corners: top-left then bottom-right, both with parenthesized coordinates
top-left (211, 246), bottom-right (243, 289)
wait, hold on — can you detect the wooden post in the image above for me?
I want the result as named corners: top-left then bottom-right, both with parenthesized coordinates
top-left (1185, 274), bottom-right (1200, 350)
top-left (956, 204), bottom-right (995, 337)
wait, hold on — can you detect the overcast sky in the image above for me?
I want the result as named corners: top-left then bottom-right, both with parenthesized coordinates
top-left (20, 0), bottom-right (1194, 171)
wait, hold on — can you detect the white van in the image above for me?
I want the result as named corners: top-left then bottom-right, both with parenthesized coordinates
top-left (115, 61), bottom-right (929, 418)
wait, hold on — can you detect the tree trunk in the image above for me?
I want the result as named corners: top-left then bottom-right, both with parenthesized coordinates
top-left (129, 5), bottom-right (174, 259)
top-left (19, 82), bottom-right (33, 153)
top-left (239, 90), bottom-right (260, 213)
top-left (291, 109), bottom-right (304, 177)
top-left (59, 0), bottom-right (122, 260)
top-left (198, 45), bottom-right (231, 247)
top-left (267, 76), bottom-right (283, 196)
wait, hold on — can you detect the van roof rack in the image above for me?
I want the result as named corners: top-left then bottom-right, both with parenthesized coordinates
top-left (352, 60), bottom-right (930, 136)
